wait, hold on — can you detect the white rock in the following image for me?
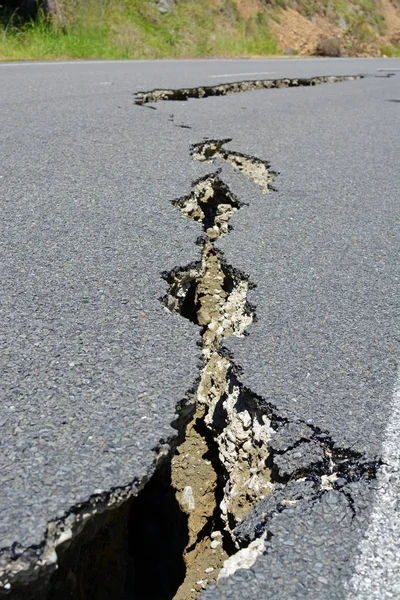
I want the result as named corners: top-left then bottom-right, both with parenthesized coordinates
top-left (55, 528), bottom-right (72, 547)
top-left (181, 486), bottom-right (195, 511)
top-left (218, 535), bottom-right (266, 580)
top-left (321, 473), bottom-right (338, 490)
top-left (226, 430), bottom-right (236, 443)
top-left (243, 440), bottom-right (252, 452)
top-left (242, 440), bottom-right (252, 452)
top-left (237, 410), bottom-right (252, 429)
top-left (211, 530), bottom-right (222, 539)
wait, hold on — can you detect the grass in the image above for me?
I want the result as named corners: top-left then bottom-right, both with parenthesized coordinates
top-left (1, 0), bottom-right (399, 61)
top-left (0, 0), bottom-right (278, 61)
top-left (380, 43), bottom-right (400, 57)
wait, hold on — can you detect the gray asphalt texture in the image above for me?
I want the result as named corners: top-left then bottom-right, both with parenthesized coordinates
top-left (1, 57), bottom-right (399, 597)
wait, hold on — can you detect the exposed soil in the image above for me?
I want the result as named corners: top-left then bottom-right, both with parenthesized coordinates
top-left (380, 0), bottom-right (400, 41)
top-left (162, 165), bottom-right (277, 598)
top-left (234, 0), bottom-right (264, 20)
top-left (234, 0), bottom-right (400, 56)
top-left (171, 406), bottom-right (228, 600)
top-left (270, 8), bottom-right (341, 56)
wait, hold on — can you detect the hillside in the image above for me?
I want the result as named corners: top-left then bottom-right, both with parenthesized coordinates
top-left (263, 0), bottom-right (400, 57)
top-left (0, 0), bottom-right (399, 61)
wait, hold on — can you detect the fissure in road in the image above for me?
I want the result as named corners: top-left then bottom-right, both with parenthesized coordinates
top-left (150, 141), bottom-right (379, 598)
top-left (163, 165), bottom-right (275, 598)
top-left (134, 75), bottom-right (363, 106)
top-left (1, 140), bottom-right (380, 600)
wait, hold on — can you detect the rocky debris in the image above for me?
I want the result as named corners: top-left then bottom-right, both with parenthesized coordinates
top-left (162, 151), bottom-right (277, 597)
top-left (154, 0), bottom-right (176, 14)
top-left (218, 535), bottom-right (267, 580)
top-left (316, 37), bottom-right (343, 57)
top-left (191, 140), bottom-right (276, 195)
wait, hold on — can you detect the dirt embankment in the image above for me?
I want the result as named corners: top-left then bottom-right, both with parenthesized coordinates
top-left (235, 0), bottom-right (400, 56)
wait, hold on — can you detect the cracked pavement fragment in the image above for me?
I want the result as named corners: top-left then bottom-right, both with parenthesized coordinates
top-left (163, 141), bottom-right (381, 599)
top-left (191, 140), bottom-right (276, 194)
top-left (134, 75), bottom-right (363, 106)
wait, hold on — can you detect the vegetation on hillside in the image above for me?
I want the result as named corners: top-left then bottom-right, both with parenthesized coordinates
top-left (0, 0), bottom-right (399, 61)
top-left (0, 0), bottom-right (278, 60)
top-left (267, 0), bottom-right (400, 56)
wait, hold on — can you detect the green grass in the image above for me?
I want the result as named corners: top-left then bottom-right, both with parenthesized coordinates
top-left (1, 0), bottom-right (398, 61)
top-left (0, 0), bottom-right (278, 61)
top-left (380, 43), bottom-right (400, 57)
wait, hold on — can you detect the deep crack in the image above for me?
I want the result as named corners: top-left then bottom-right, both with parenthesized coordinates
top-left (191, 140), bottom-right (277, 194)
top-left (159, 140), bottom-right (380, 596)
top-left (163, 164), bottom-right (275, 598)
top-left (1, 139), bottom-right (381, 600)
top-left (134, 75), bottom-right (363, 106)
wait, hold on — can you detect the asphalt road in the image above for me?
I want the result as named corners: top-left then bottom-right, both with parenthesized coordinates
top-left (0, 57), bottom-right (399, 598)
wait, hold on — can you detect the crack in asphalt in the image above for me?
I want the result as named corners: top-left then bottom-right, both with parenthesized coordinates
top-left (0, 139), bottom-right (381, 600)
top-left (163, 168), bottom-right (272, 598)
top-left (134, 75), bottom-right (363, 106)
top-left (2, 61), bottom-right (391, 596)
top-left (158, 142), bottom-right (380, 595)
top-left (191, 139), bottom-right (277, 194)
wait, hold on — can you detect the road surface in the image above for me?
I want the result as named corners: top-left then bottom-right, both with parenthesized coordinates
top-left (0, 57), bottom-right (399, 599)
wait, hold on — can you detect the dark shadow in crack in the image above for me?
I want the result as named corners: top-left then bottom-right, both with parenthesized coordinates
top-left (45, 501), bottom-right (133, 600)
top-left (42, 463), bottom-right (190, 600)
top-left (127, 463), bottom-right (189, 600)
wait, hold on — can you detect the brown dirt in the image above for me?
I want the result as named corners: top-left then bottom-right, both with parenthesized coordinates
top-left (234, 0), bottom-right (400, 56)
top-left (234, 0), bottom-right (264, 19)
top-left (171, 406), bottom-right (228, 600)
top-left (378, 0), bottom-right (400, 41)
top-left (270, 8), bottom-right (341, 55)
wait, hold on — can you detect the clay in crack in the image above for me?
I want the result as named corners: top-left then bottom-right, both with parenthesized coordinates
top-left (163, 142), bottom-right (380, 595)
top-left (202, 369), bottom-right (274, 529)
top-left (6, 143), bottom-right (378, 600)
top-left (134, 75), bottom-right (363, 105)
top-left (191, 139), bottom-right (276, 194)
top-left (163, 166), bottom-right (275, 598)
top-left (173, 174), bottom-right (241, 240)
